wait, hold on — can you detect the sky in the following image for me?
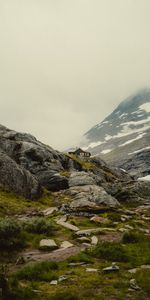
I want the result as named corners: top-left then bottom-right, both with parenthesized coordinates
top-left (0, 0), bottom-right (150, 150)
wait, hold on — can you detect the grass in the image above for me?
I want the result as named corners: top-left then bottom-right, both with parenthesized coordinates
top-left (0, 188), bottom-right (56, 217)
top-left (66, 154), bottom-right (95, 171)
top-left (15, 261), bottom-right (59, 282)
top-left (92, 242), bottom-right (129, 262)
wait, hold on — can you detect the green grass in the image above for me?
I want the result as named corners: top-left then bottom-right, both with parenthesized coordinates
top-left (15, 261), bottom-right (59, 282)
top-left (0, 188), bottom-right (56, 217)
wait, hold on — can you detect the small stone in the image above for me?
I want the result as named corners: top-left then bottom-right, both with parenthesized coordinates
top-left (103, 263), bottom-right (119, 273)
top-left (91, 236), bottom-right (98, 245)
top-left (60, 241), bottom-right (73, 249)
top-left (128, 268), bottom-right (138, 274)
top-left (50, 280), bottom-right (58, 285)
top-left (39, 239), bottom-right (58, 250)
top-left (90, 216), bottom-right (109, 224)
top-left (130, 279), bottom-right (141, 291)
top-left (119, 228), bottom-right (128, 233)
top-left (42, 207), bottom-right (58, 216)
top-left (86, 268), bottom-right (98, 272)
top-left (58, 275), bottom-right (68, 282)
top-left (140, 265), bottom-right (150, 269)
top-left (124, 225), bottom-right (134, 230)
top-left (77, 237), bottom-right (91, 243)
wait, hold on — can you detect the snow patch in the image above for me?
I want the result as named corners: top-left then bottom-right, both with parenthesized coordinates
top-left (119, 133), bottom-right (145, 147)
top-left (101, 149), bottom-right (112, 154)
top-left (139, 102), bottom-right (150, 113)
top-left (138, 175), bottom-right (150, 181)
top-left (128, 146), bottom-right (150, 155)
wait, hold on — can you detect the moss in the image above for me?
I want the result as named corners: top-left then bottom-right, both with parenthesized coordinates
top-left (66, 154), bottom-right (95, 171)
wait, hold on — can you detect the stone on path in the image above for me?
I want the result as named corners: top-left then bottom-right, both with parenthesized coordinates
top-left (39, 239), bottom-right (58, 250)
top-left (56, 219), bottom-right (79, 231)
top-left (42, 207), bottom-right (58, 216)
top-left (60, 241), bottom-right (74, 249)
top-left (76, 227), bottom-right (115, 236)
top-left (91, 236), bottom-right (98, 245)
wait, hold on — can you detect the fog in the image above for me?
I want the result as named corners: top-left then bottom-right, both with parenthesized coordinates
top-left (0, 0), bottom-right (150, 150)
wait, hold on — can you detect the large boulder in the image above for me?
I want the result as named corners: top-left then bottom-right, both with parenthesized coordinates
top-left (0, 151), bottom-right (41, 199)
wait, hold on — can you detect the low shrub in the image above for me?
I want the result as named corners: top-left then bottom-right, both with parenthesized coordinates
top-left (122, 231), bottom-right (146, 244)
top-left (0, 218), bottom-right (24, 250)
top-left (92, 242), bottom-right (128, 262)
top-left (23, 217), bottom-right (56, 235)
top-left (16, 261), bottom-right (58, 281)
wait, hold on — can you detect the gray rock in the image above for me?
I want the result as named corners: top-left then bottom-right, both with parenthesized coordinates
top-left (56, 219), bottom-right (79, 231)
top-left (91, 236), bottom-right (98, 245)
top-left (76, 227), bottom-right (115, 236)
top-left (86, 268), bottom-right (99, 272)
top-left (103, 263), bottom-right (119, 273)
top-left (50, 280), bottom-right (58, 285)
top-left (39, 239), bottom-right (58, 250)
top-left (69, 172), bottom-right (95, 187)
top-left (60, 241), bottom-right (74, 249)
top-left (42, 207), bottom-right (58, 216)
top-left (130, 279), bottom-right (141, 291)
top-left (0, 150), bottom-right (41, 199)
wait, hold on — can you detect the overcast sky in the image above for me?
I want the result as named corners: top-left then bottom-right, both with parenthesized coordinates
top-left (0, 0), bottom-right (150, 150)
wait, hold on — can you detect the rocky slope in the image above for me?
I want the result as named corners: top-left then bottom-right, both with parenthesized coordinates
top-left (0, 124), bottom-right (150, 210)
top-left (82, 89), bottom-right (150, 178)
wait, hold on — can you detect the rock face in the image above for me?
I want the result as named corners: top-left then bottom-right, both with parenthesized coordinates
top-left (0, 124), bottom-right (149, 206)
top-left (0, 124), bottom-right (68, 195)
top-left (68, 171), bottom-right (119, 209)
top-left (0, 150), bottom-right (41, 199)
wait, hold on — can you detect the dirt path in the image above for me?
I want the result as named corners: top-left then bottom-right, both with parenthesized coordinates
top-left (23, 245), bottom-right (84, 264)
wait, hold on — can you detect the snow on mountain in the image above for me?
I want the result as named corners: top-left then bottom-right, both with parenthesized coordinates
top-left (81, 89), bottom-right (150, 178)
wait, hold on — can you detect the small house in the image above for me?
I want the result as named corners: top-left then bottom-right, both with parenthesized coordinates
top-left (68, 148), bottom-right (91, 158)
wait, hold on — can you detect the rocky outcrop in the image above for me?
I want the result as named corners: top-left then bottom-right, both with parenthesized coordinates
top-left (0, 124), bottom-right (149, 206)
top-left (0, 150), bottom-right (41, 199)
top-left (0, 125), bottom-right (68, 194)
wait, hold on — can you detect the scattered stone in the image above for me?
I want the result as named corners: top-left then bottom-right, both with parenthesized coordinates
top-left (77, 237), bottom-right (91, 243)
top-left (76, 227), bottom-right (115, 236)
top-left (90, 216), bottom-right (110, 224)
top-left (69, 262), bottom-right (86, 267)
top-left (50, 280), bottom-right (58, 285)
top-left (124, 225), bottom-right (134, 230)
top-left (60, 241), bottom-right (74, 249)
top-left (82, 243), bottom-right (91, 248)
top-left (39, 239), bottom-right (58, 250)
top-left (121, 215), bottom-right (132, 221)
top-left (128, 268), bottom-right (139, 274)
top-left (139, 228), bottom-right (150, 234)
top-left (58, 275), bottom-right (68, 282)
top-left (142, 215), bottom-right (150, 221)
top-left (130, 279), bottom-right (141, 291)
top-left (42, 207), bottom-right (58, 216)
top-left (118, 228), bottom-right (128, 233)
top-left (16, 256), bottom-right (25, 265)
top-left (141, 264), bottom-right (150, 269)
top-left (121, 217), bottom-right (126, 222)
top-left (103, 262), bottom-right (119, 273)
top-left (56, 219), bottom-right (79, 231)
top-left (86, 268), bottom-right (98, 272)
top-left (91, 236), bottom-right (98, 245)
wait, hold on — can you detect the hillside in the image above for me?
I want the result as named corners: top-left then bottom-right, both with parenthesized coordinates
top-left (0, 125), bottom-right (150, 300)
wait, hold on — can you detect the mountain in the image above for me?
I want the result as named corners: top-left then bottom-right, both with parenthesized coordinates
top-left (82, 89), bottom-right (150, 178)
top-left (0, 124), bottom-right (150, 209)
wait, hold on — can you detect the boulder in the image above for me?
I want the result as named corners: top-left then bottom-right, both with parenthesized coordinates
top-left (60, 241), bottom-right (74, 249)
top-left (0, 150), bottom-right (41, 199)
top-left (39, 239), bottom-right (58, 250)
top-left (69, 171), bottom-right (95, 187)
